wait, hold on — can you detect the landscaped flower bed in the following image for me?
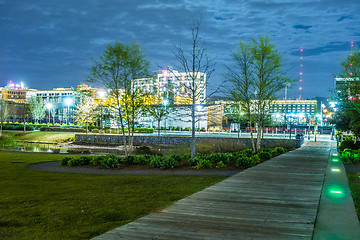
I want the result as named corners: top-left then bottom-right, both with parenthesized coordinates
top-left (60, 147), bottom-right (288, 170)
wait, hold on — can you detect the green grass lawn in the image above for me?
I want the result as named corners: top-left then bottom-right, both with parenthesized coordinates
top-left (347, 172), bottom-right (360, 220)
top-left (1, 131), bottom-right (75, 143)
top-left (0, 152), bottom-right (227, 239)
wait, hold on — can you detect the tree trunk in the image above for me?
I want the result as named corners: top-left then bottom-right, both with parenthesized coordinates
top-left (191, 97), bottom-right (196, 158)
top-left (256, 127), bottom-right (262, 152)
top-left (0, 123), bottom-right (2, 137)
top-left (158, 119), bottom-right (161, 136)
top-left (250, 125), bottom-right (256, 152)
top-left (238, 121), bottom-right (240, 138)
top-left (86, 124), bottom-right (88, 134)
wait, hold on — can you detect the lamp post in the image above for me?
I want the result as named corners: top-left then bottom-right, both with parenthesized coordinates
top-left (65, 98), bottom-right (72, 125)
top-left (46, 103), bottom-right (52, 125)
top-left (163, 99), bottom-right (169, 134)
top-left (98, 91), bottom-right (106, 130)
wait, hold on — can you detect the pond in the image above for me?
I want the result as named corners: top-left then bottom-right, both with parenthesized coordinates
top-left (1, 142), bottom-right (125, 155)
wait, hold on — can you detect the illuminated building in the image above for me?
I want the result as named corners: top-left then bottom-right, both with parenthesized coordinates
top-left (0, 80), bottom-right (32, 103)
top-left (135, 69), bottom-right (206, 105)
top-left (25, 84), bottom-right (99, 123)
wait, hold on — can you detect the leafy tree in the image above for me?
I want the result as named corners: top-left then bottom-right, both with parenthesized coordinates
top-left (227, 36), bottom-right (290, 152)
top-left (173, 20), bottom-right (215, 158)
top-left (28, 97), bottom-right (46, 124)
top-left (223, 103), bottom-right (246, 138)
top-left (334, 47), bottom-right (360, 139)
top-left (227, 41), bottom-right (256, 150)
top-left (75, 96), bottom-right (98, 134)
top-left (145, 94), bottom-right (173, 136)
top-left (50, 103), bottom-right (58, 125)
top-left (0, 100), bottom-right (8, 136)
top-left (88, 41), bottom-right (150, 154)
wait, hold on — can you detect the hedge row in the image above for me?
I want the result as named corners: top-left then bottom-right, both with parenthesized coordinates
top-left (92, 127), bottom-right (154, 134)
top-left (40, 127), bottom-right (87, 132)
top-left (1, 124), bottom-right (35, 131)
top-left (60, 147), bottom-right (287, 170)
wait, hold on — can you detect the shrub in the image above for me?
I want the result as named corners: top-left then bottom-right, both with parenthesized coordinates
top-left (89, 156), bottom-right (102, 166)
top-left (133, 155), bottom-right (151, 165)
top-left (99, 154), bottom-right (120, 168)
top-left (182, 153), bottom-right (192, 162)
top-left (339, 139), bottom-right (357, 152)
top-left (242, 149), bottom-right (255, 157)
top-left (207, 153), bottom-right (229, 164)
top-left (236, 154), bottom-right (260, 168)
top-left (168, 154), bottom-right (182, 162)
top-left (160, 156), bottom-right (179, 170)
top-left (149, 155), bottom-right (162, 168)
top-left (188, 156), bottom-right (200, 166)
top-left (123, 155), bottom-right (136, 165)
top-left (258, 151), bottom-right (272, 160)
top-left (60, 156), bottom-right (73, 166)
top-left (194, 159), bottom-right (212, 169)
top-left (273, 147), bottom-right (286, 155)
top-left (67, 156), bottom-right (90, 167)
top-left (216, 161), bottom-right (226, 168)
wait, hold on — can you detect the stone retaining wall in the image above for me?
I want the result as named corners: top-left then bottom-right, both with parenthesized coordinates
top-left (75, 134), bottom-right (304, 149)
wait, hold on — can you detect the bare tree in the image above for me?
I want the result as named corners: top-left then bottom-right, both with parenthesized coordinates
top-left (173, 20), bottom-right (215, 158)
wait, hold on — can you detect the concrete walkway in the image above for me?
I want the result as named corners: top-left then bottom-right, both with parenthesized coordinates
top-left (93, 141), bottom-right (340, 239)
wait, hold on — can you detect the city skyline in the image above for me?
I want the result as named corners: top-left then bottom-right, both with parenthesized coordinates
top-left (1, 0), bottom-right (359, 99)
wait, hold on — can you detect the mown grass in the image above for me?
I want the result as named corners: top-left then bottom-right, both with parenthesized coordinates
top-left (0, 152), bottom-right (227, 239)
top-left (347, 172), bottom-right (360, 220)
top-left (1, 131), bottom-right (76, 143)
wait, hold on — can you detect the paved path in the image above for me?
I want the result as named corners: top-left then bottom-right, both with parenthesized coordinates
top-left (94, 141), bottom-right (331, 239)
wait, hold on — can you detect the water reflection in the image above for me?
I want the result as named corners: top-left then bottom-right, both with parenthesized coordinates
top-left (2, 142), bottom-right (124, 155)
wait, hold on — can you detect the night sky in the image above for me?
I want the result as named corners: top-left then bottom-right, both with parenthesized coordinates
top-left (0, 0), bottom-right (359, 99)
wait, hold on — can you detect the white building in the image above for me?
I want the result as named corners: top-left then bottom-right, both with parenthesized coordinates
top-left (135, 69), bottom-right (206, 105)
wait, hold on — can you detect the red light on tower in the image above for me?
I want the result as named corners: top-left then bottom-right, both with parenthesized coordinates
top-left (300, 57), bottom-right (303, 59)
top-left (300, 72), bottom-right (303, 75)
top-left (299, 87), bottom-right (302, 90)
top-left (300, 64), bottom-right (303, 67)
top-left (300, 49), bottom-right (303, 52)
top-left (300, 79), bottom-right (302, 82)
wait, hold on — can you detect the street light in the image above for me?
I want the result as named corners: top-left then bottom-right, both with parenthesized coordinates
top-left (46, 103), bottom-right (52, 125)
top-left (65, 98), bottom-right (72, 125)
top-left (163, 99), bottom-right (169, 133)
top-left (98, 90), bottom-right (106, 130)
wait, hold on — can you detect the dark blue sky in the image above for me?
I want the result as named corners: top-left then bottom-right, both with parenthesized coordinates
top-left (0, 0), bottom-right (359, 99)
